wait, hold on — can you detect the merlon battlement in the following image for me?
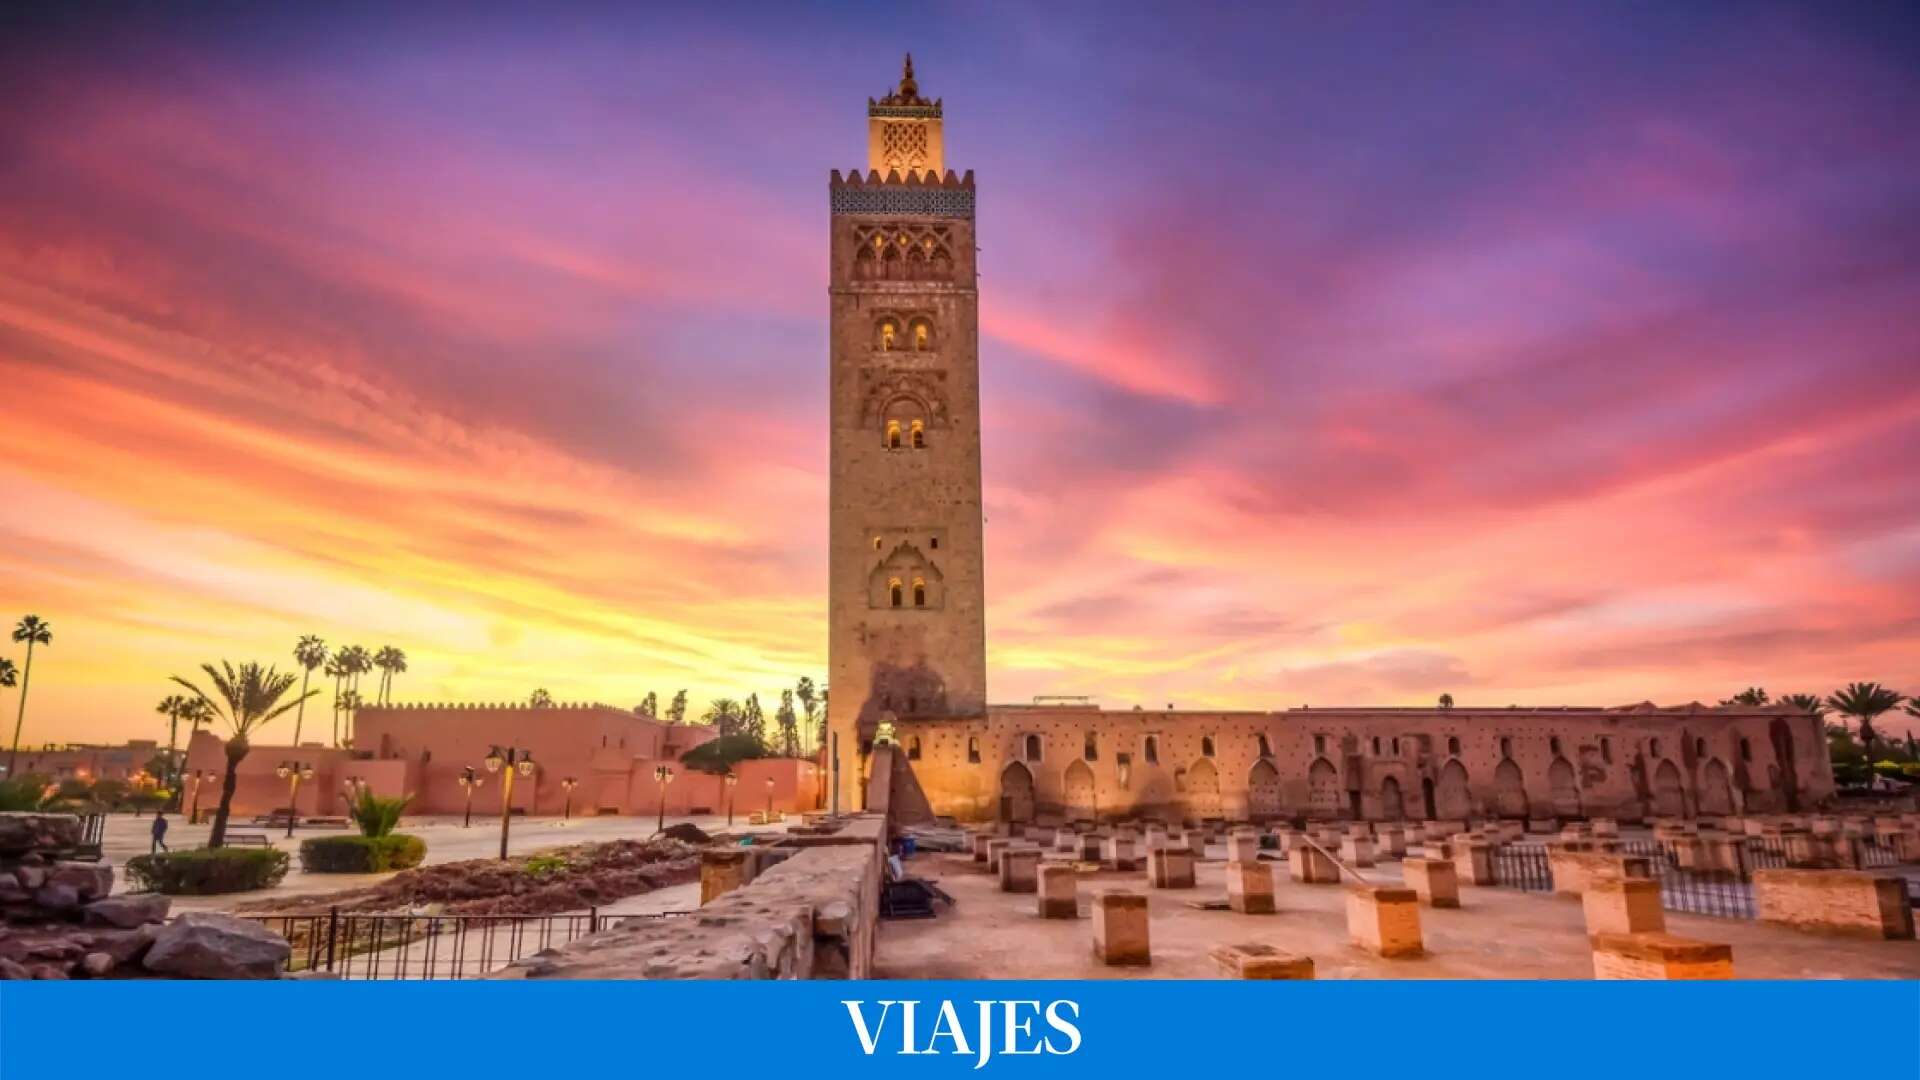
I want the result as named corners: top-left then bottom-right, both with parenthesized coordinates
top-left (830, 168), bottom-right (974, 189)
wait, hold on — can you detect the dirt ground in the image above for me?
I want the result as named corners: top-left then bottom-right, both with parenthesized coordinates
top-left (877, 847), bottom-right (1920, 980)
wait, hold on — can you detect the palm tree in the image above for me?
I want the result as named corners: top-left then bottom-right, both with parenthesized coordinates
top-left (292, 636), bottom-right (328, 748)
top-left (1721, 687), bottom-right (1770, 706)
top-left (155, 694), bottom-right (196, 806)
top-left (529, 688), bottom-right (554, 708)
top-left (6, 616), bottom-right (52, 777)
top-left (170, 661), bottom-right (313, 847)
top-left (324, 657), bottom-right (348, 745)
top-left (373, 646), bottom-right (407, 703)
top-left (702, 697), bottom-right (743, 736)
top-left (1825, 682), bottom-right (1905, 754)
top-left (338, 645), bottom-right (372, 743)
top-left (796, 677), bottom-right (819, 757)
top-left (337, 689), bottom-right (363, 745)
top-left (1779, 692), bottom-right (1825, 717)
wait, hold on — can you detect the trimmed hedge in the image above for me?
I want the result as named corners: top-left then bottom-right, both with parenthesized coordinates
top-left (298, 834), bottom-right (427, 873)
top-left (126, 847), bottom-right (290, 895)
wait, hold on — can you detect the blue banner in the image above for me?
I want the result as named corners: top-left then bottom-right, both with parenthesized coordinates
top-left (3, 981), bottom-right (1916, 1078)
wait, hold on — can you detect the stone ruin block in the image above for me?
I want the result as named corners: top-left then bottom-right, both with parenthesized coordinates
top-left (1290, 843), bottom-right (1342, 884)
top-left (1346, 885), bottom-right (1423, 958)
top-left (971, 832), bottom-right (992, 863)
top-left (1225, 861), bottom-right (1276, 914)
top-left (1582, 877), bottom-right (1665, 936)
top-left (1185, 831), bottom-right (1207, 857)
top-left (1148, 846), bottom-right (1196, 889)
top-left (700, 848), bottom-right (752, 905)
top-left (1754, 869), bottom-right (1916, 940)
top-left (1092, 889), bottom-right (1150, 966)
top-left (1526, 818), bottom-right (1559, 834)
top-left (1037, 863), bottom-right (1078, 919)
top-left (999, 846), bottom-right (1041, 894)
top-left (1055, 828), bottom-right (1080, 853)
top-left (1106, 832), bottom-right (1140, 871)
top-left (1079, 832), bottom-right (1104, 861)
top-left (1340, 835), bottom-right (1376, 868)
top-left (1210, 942), bottom-right (1313, 979)
top-left (1226, 828), bottom-right (1261, 864)
top-left (1401, 857), bottom-right (1459, 908)
top-left (1785, 832), bottom-right (1863, 870)
top-left (1590, 932), bottom-right (1732, 980)
top-left (1451, 838), bottom-right (1496, 886)
top-left (985, 838), bottom-right (1013, 873)
top-left (1547, 847), bottom-right (1651, 896)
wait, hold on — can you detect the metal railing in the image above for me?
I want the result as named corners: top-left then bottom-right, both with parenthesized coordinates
top-left (237, 907), bottom-right (688, 979)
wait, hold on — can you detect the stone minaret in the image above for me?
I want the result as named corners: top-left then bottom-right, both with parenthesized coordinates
top-left (826, 56), bottom-right (987, 809)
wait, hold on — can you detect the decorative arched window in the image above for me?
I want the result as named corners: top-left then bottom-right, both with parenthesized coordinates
top-left (1739, 737), bottom-right (1752, 761)
top-left (967, 736), bottom-right (980, 764)
top-left (912, 577), bottom-right (927, 607)
top-left (1391, 737), bottom-right (1401, 756)
top-left (885, 420), bottom-right (903, 450)
top-left (879, 319), bottom-right (900, 351)
top-left (1024, 734), bottom-right (1042, 762)
top-left (1371, 736), bottom-right (1381, 755)
top-left (1144, 735), bottom-right (1159, 764)
top-left (1313, 734), bottom-right (1326, 754)
top-left (1499, 737), bottom-right (1512, 758)
top-left (1601, 737), bottom-right (1613, 764)
top-left (1201, 735), bottom-right (1216, 758)
top-left (889, 578), bottom-right (903, 608)
top-left (1447, 736), bottom-right (1462, 756)
top-left (907, 736), bottom-right (922, 760)
top-left (873, 536), bottom-right (883, 550)
top-left (1694, 737), bottom-right (1706, 758)
top-left (911, 318), bottom-right (933, 351)
top-left (910, 419), bottom-right (925, 449)
top-left (1084, 732), bottom-right (1097, 761)
top-left (1256, 734), bottom-right (1272, 757)
top-left (1549, 736), bottom-right (1562, 755)
top-left (1650, 738), bottom-right (1662, 758)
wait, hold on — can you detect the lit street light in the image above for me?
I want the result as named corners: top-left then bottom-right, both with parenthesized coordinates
top-left (560, 776), bottom-right (579, 821)
top-left (654, 764), bottom-right (675, 834)
top-left (187, 769), bottom-right (211, 825)
top-left (725, 771), bottom-right (739, 826)
top-left (764, 775), bottom-right (776, 819)
top-left (274, 761), bottom-right (314, 838)
top-left (457, 766), bottom-right (483, 828)
top-left (484, 745), bottom-right (536, 859)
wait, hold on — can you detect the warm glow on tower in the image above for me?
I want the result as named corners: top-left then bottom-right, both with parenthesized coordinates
top-left (867, 53), bottom-right (944, 178)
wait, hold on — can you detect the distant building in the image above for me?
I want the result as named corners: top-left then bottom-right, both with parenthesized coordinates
top-left (5, 740), bottom-right (165, 784)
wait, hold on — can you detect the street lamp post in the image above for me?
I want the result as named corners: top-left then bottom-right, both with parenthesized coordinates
top-left (561, 777), bottom-right (578, 821)
top-left (187, 769), bottom-right (209, 825)
top-left (457, 767), bottom-right (482, 828)
top-left (725, 771), bottom-right (739, 826)
top-left (484, 746), bottom-right (536, 860)
top-left (654, 764), bottom-right (675, 834)
top-left (274, 761), bottom-right (314, 839)
top-left (764, 776), bottom-right (776, 819)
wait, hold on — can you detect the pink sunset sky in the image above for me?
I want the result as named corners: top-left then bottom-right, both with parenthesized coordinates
top-left (2, 4), bottom-right (1918, 747)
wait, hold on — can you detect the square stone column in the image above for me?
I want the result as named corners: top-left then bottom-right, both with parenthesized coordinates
top-left (1055, 828), bottom-right (1079, 853)
top-left (1225, 860), bottom-right (1276, 914)
top-left (1106, 832), bottom-right (1140, 871)
top-left (1591, 932), bottom-right (1732, 980)
top-left (1037, 863), bottom-right (1079, 918)
top-left (1451, 839), bottom-right (1495, 885)
top-left (700, 849), bottom-right (752, 905)
top-left (1079, 832), bottom-right (1104, 861)
top-left (999, 846), bottom-right (1041, 893)
top-left (1209, 943), bottom-right (1313, 979)
top-left (1402, 857), bottom-right (1459, 908)
top-left (1754, 869), bottom-right (1916, 939)
top-left (1582, 877), bottom-right (1665, 935)
top-left (1376, 826), bottom-right (1407, 857)
top-left (985, 838), bottom-right (1013, 873)
top-left (1092, 889), bottom-right (1150, 965)
top-left (1340, 835), bottom-right (1376, 868)
top-left (1226, 828), bottom-right (1261, 864)
top-left (1346, 885), bottom-right (1423, 958)
top-left (1290, 843), bottom-right (1343, 884)
top-left (1185, 831), bottom-right (1207, 857)
top-left (971, 832), bottom-right (992, 863)
top-left (1148, 846), bottom-right (1196, 889)
top-left (1591, 818), bottom-right (1620, 838)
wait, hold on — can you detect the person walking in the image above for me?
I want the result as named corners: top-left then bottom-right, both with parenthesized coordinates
top-left (150, 812), bottom-right (169, 855)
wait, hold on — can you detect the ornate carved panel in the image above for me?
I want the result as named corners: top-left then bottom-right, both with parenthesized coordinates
top-left (860, 366), bottom-right (950, 430)
top-left (849, 222), bottom-right (958, 279)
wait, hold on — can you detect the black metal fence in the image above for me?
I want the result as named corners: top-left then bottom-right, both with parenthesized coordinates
top-left (237, 908), bottom-right (688, 979)
top-left (1491, 844), bottom-right (1552, 892)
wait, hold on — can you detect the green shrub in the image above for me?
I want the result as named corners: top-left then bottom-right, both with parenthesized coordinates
top-left (298, 834), bottom-right (427, 873)
top-left (347, 789), bottom-right (413, 837)
top-left (126, 847), bottom-right (290, 895)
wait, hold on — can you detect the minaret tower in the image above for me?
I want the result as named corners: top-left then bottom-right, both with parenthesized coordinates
top-left (826, 56), bottom-right (987, 809)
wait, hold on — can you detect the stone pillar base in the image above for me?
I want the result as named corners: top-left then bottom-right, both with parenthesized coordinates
top-left (1402, 857), bottom-right (1460, 908)
top-left (1037, 863), bottom-right (1078, 919)
top-left (1755, 869), bottom-right (1916, 939)
top-left (1092, 889), bottom-right (1150, 966)
top-left (1148, 846), bottom-right (1196, 889)
top-left (1210, 942), bottom-right (1313, 979)
top-left (1346, 884), bottom-right (1423, 958)
top-left (1591, 932), bottom-right (1732, 980)
top-left (999, 847), bottom-right (1040, 894)
top-left (1582, 877), bottom-right (1665, 935)
top-left (1225, 861), bottom-right (1276, 914)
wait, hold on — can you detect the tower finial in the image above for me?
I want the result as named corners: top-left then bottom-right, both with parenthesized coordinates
top-left (899, 52), bottom-right (918, 99)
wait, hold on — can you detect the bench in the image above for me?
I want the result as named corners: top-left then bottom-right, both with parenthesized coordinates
top-left (221, 833), bottom-right (273, 848)
top-left (301, 817), bottom-right (351, 829)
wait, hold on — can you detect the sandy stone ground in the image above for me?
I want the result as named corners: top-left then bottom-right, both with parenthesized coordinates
top-left (107, 811), bottom-right (779, 914)
top-left (878, 846), bottom-right (1920, 980)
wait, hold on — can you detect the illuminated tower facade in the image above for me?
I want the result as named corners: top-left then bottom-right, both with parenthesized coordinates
top-left (825, 56), bottom-right (986, 808)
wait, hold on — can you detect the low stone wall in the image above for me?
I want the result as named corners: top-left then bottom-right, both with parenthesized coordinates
top-left (496, 815), bottom-right (886, 979)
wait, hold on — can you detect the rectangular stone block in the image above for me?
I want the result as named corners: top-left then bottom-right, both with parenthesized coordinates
top-left (1452, 840), bottom-right (1495, 886)
top-left (1226, 828), bottom-right (1261, 864)
top-left (1582, 877), bottom-right (1665, 935)
top-left (986, 838), bottom-right (1013, 873)
top-left (1785, 832), bottom-right (1862, 869)
top-left (700, 849), bottom-right (751, 905)
top-left (1340, 836), bottom-right (1376, 868)
top-left (1092, 889), bottom-right (1150, 965)
top-left (1591, 932), bottom-right (1732, 980)
top-left (1209, 942), bottom-right (1313, 979)
top-left (1376, 826), bottom-right (1407, 857)
top-left (1148, 846), bottom-right (1195, 889)
top-left (1037, 863), bottom-right (1079, 918)
top-left (1548, 847), bottom-right (1652, 895)
top-left (1225, 860), bottom-right (1276, 914)
top-left (1754, 869), bottom-right (1916, 940)
top-left (1185, 831), bottom-right (1207, 857)
top-left (1055, 828), bottom-right (1079, 853)
top-left (1346, 885), bottom-right (1423, 958)
top-left (999, 846), bottom-right (1041, 893)
top-left (1106, 833), bottom-right (1140, 871)
top-left (1289, 843), bottom-right (1342, 884)
top-left (1401, 857), bottom-right (1459, 908)
top-left (1079, 833), bottom-right (1104, 861)
top-left (971, 832), bottom-right (992, 863)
